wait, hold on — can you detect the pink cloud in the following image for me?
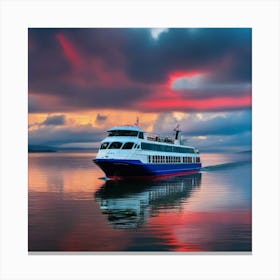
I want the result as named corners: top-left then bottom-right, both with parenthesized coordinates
top-left (56, 33), bottom-right (84, 69)
top-left (139, 95), bottom-right (252, 112)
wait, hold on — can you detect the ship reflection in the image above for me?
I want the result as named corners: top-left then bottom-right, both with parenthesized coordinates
top-left (94, 173), bottom-right (202, 229)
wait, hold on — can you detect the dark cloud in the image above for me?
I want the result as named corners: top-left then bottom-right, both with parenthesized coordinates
top-left (28, 124), bottom-right (106, 146)
top-left (28, 28), bottom-right (251, 113)
top-left (187, 132), bottom-right (252, 152)
top-left (28, 28), bottom-right (71, 89)
top-left (182, 110), bottom-right (252, 136)
top-left (95, 113), bottom-right (107, 124)
top-left (42, 115), bottom-right (66, 126)
top-left (153, 110), bottom-right (252, 137)
top-left (124, 28), bottom-right (251, 84)
top-left (28, 87), bottom-right (150, 113)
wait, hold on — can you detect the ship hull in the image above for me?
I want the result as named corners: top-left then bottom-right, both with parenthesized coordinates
top-left (93, 158), bottom-right (201, 179)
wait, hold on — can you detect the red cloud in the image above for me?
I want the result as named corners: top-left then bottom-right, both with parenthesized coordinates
top-left (139, 95), bottom-right (251, 112)
top-left (55, 33), bottom-right (132, 88)
top-left (56, 33), bottom-right (84, 69)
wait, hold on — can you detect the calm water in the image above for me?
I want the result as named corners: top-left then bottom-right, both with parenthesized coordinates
top-left (28, 152), bottom-right (252, 252)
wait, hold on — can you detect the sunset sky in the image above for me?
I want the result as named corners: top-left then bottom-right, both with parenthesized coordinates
top-left (28, 28), bottom-right (252, 152)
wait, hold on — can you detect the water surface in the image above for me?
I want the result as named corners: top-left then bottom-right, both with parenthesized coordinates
top-left (28, 152), bottom-right (251, 252)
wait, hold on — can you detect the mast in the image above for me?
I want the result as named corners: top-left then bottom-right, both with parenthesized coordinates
top-left (135, 116), bottom-right (139, 127)
top-left (174, 124), bottom-right (181, 145)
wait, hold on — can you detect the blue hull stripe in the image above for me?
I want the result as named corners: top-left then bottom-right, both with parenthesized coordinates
top-left (94, 158), bottom-right (201, 177)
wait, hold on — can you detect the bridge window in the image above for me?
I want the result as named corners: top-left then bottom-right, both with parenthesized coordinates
top-left (108, 130), bottom-right (138, 137)
top-left (138, 132), bottom-right (144, 139)
top-left (122, 142), bottom-right (135, 149)
top-left (108, 142), bottom-right (123, 149)
top-left (100, 142), bottom-right (109, 149)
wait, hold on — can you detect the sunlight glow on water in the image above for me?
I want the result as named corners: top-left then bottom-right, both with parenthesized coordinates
top-left (28, 152), bottom-right (251, 252)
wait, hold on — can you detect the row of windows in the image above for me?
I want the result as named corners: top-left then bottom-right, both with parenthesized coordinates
top-left (100, 142), bottom-right (140, 150)
top-left (141, 142), bottom-right (195, 154)
top-left (108, 130), bottom-right (144, 138)
top-left (100, 141), bottom-right (197, 155)
top-left (148, 155), bottom-right (200, 164)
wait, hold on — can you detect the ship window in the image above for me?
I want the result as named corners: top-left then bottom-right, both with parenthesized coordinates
top-left (138, 132), bottom-right (144, 139)
top-left (141, 142), bottom-right (195, 154)
top-left (100, 142), bottom-right (109, 149)
top-left (108, 142), bottom-right (123, 149)
top-left (122, 142), bottom-right (134, 149)
top-left (108, 130), bottom-right (138, 137)
top-left (166, 146), bottom-right (172, 152)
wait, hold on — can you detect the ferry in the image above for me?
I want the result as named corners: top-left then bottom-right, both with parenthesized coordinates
top-left (93, 123), bottom-right (201, 179)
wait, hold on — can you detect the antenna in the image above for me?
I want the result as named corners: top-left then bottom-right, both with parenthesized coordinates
top-left (174, 123), bottom-right (180, 131)
top-left (135, 116), bottom-right (139, 127)
top-left (174, 124), bottom-right (180, 140)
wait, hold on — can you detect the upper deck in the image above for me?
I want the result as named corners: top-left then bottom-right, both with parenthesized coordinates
top-left (101, 125), bottom-right (198, 152)
top-left (108, 125), bottom-right (144, 133)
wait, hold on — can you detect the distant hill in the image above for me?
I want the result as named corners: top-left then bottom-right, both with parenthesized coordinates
top-left (56, 147), bottom-right (98, 152)
top-left (28, 145), bottom-right (98, 153)
top-left (238, 150), bottom-right (252, 154)
top-left (28, 145), bottom-right (57, 153)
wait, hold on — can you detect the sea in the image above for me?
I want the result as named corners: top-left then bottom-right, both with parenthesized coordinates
top-left (28, 151), bottom-right (252, 252)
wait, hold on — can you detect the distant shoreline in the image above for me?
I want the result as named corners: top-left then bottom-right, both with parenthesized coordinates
top-left (28, 145), bottom-right (98, 153)
top-left (28, 150), bottom-right (57, 153)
